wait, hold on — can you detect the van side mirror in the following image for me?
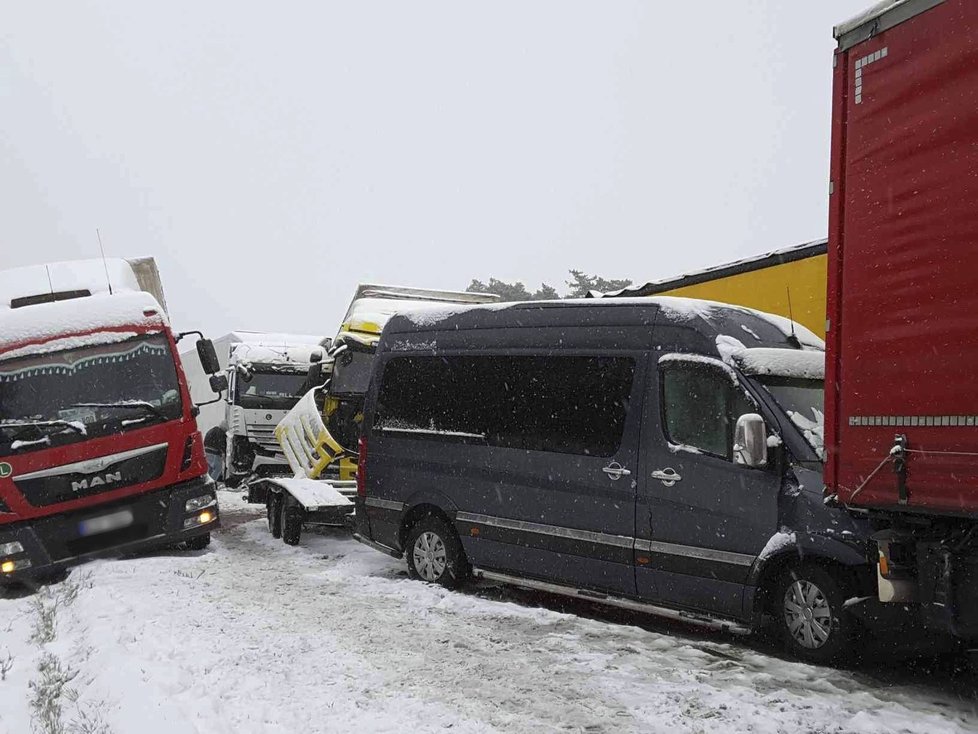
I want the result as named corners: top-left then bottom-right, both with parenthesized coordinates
top-left (734, 413), bottom-right (768, 468)
top-left (197, 339), bottom-right (222, 375)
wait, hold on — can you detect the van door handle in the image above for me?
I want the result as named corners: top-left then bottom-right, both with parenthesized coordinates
top-left (650, 468), bottom-right (682, 487)
top-left (602, 462), bottom-right (631, 481)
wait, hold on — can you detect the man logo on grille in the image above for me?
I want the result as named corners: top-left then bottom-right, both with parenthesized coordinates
top-left (71, 471), bottom-right (123, 492)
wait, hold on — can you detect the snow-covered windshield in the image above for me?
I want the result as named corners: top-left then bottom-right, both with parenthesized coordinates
top-left (0, 334), bottom-right (182, 457)
top-left (234, 370), bottom-right (309, 409)
top-left (752, 376), bottom-right (825, 460)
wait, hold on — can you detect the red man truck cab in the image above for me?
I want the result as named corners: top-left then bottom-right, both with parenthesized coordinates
top-left (0, 261), bottom-right (222, 582)
top-left (825, 0), bottom-right (978, 639)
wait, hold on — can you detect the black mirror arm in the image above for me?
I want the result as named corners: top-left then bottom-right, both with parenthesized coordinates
top-left (175, 330), bottom-right (204, 344)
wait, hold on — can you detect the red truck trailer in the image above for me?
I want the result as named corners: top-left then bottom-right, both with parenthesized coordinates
top-left (0, 259), bottom-right (226, 583)
top-left (825, 0), bottom-right (978, 639)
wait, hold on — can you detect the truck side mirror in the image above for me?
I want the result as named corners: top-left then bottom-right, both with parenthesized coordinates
top-left (209, 374), bottom-right (229, 394)
top-left (197, 338), bottom-right (222, 375)
top-left (734, 413), bottom-right (768, 468)
top-left (307, 362), bottom-right (324, 386)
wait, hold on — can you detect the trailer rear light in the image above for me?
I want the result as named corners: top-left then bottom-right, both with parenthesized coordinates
top-left (357, 437), bottom-right (367, 497)
top-left (878, 549), bottom-right (891, 578)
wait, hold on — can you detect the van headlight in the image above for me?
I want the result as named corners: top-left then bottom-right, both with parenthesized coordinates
top-left (185, 494), bottom-right (216, 513)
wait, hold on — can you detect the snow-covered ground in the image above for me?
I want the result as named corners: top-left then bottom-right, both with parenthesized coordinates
top-left (2, 490), bottom-right (977, 734)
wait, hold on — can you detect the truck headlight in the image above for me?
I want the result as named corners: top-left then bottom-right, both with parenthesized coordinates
top-left (1, 558), bottom-right (30, 573)
top-left (185, 494), bottom-right (216, 513)
top-left (0, 541), bottom-right (24, 556)
top-left (183, 510), bottom-right (216, 529)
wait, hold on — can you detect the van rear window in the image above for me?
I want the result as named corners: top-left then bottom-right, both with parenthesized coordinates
top-left (374, 355), bottom-right (634, 457)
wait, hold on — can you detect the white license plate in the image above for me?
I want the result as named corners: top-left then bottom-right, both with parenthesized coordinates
top-left (78, 509), bottom-right (134, 537)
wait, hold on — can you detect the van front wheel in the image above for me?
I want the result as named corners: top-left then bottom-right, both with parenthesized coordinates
top-left (406, 516), bottom-right (469, 589)
top-left (775, 565), bottom-right (853, 664)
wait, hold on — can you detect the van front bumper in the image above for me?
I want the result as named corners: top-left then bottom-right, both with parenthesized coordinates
top-left (0, 476), bottom-right (219, 583)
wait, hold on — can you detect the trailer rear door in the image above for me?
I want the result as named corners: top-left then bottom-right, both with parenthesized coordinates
top-left (825, 0), bottom-right (978, 515)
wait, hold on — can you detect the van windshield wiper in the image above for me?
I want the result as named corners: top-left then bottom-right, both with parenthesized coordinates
top-left (69, 401), bottom-right (167, 421)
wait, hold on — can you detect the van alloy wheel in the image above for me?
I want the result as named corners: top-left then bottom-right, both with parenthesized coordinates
top-left (413, 531), bottom-right (447, 582)
top-left (783, 579), bottom-right (832, 649)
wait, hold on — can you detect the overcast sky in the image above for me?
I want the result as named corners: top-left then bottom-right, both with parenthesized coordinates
top-left (1, 1), bottom-right (869, 339)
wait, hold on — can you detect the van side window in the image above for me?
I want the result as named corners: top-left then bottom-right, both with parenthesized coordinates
top-left (374, 355), bottom-right (635, 457)
top-left (660, 360), bottom-right (752, 461)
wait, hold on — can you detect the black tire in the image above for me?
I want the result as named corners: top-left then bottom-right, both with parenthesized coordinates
top-left (405, 515), bottom-right (469, 589)
top-left (267, 493), bottom-right (283, 539)
top-left (774, 564), bottom-right (854, 664)
top-left (281, 501), bottom-right (303, 546)
top-left (183, 533), bottom-right (211, 551)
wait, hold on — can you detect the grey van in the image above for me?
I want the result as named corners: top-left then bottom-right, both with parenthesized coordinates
top-left (352, 298), bottom-right (886, 663)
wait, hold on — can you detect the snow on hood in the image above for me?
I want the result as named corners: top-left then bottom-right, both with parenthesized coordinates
top-left (733, 348), bottom-right (825, 380)
top-left (0, 292), bottom-right (167, 357)
top-left (0, 258), bottom-right (143, 309)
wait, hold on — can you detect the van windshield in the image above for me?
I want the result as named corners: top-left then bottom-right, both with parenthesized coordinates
top-left (752, 376), bottom-right (825, 460)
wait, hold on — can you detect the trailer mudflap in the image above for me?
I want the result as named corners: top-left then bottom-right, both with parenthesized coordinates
top-left (917, 543), bottom-right (978, 639)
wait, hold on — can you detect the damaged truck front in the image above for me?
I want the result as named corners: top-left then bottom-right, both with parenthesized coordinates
top-left (0, 258), bottom-right (226, 582)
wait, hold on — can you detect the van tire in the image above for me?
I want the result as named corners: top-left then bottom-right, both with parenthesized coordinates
top-left (268, 493), bottom-right (283, 539)
top-left (774, 564), bottom-right (853, 664)
top-left (405, 516), bottom-right (469, 589)
top-left (281, 502), bottom-right (303, 546)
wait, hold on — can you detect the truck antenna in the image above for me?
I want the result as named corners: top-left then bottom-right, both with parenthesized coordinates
top-left (96, 228), bottom-right (113, 295)
top-left (785, 286), bottom-right (801, 348)
top-left (45, 265), bottom-right (54, 295)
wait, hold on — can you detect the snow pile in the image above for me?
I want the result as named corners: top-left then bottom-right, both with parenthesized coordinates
top-left (0, 258), bottom-right (142, 309)
top-left (789, 407), bottom-right (826, 460)
top-left (734, 348), bottom-right (825, 380)
top-left (0, 292), bottom-right (166, 356)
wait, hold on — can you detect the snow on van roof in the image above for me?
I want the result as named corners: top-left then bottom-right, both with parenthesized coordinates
top-left (733, 347), bottom-right (825, 380)
top-left (0, 258), bottom-right (143, 309)
top-left (394, 296), bottom-right (824, 348)
top-left (0, 291), bottom-right (166, 357)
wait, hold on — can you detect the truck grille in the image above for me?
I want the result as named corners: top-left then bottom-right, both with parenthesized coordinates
top-left (13, 444), bottom-right (168, 507)
top-left (247, 426), bottom-right (283, 454)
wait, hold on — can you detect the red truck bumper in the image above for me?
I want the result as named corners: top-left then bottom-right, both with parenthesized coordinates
top-left (0, 475), bottom-right (219, 583)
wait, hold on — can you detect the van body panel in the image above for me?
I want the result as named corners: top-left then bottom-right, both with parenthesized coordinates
top-left (357, 299), bottom-right (888, 633)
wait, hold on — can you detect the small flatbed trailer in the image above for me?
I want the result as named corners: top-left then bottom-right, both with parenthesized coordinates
top-left (255, 476), bottom-right (355, 545)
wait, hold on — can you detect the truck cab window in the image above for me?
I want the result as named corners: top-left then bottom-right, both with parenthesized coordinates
top-left (660, 361), bottom-right (752, 461)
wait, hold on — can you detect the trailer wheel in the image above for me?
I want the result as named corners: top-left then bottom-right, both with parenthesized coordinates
top-left (774, 564), bottom-right (853, 664)
top-left (281, 501), bottom-right (303, 546)
top-left (183, 533), bottom-right (211, 551)
top-left (405, 515), bottom-right (469, 589)
top-left (267, 492), bottom-right (283, 539)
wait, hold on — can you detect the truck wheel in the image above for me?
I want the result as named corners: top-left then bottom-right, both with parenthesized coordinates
top-left (775, 565), bottom-right (853, 664)
top-left (281, 502), bottom-right (303, 546)
top-left (183, 533), bottom-right (211, 551)
top-left (405, 515), bottom-right (469, 589)
top-left (267, 493), bottom-right (283, 539)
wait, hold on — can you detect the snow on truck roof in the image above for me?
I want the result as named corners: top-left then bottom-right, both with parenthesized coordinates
top-left (0, 258), bottom-right (149, 308)
top-left (834, 0), bottom-right (939, 48)
top-left (0, 291), bottom-right (167, 358)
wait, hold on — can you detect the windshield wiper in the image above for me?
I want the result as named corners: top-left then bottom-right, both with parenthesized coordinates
top-left (0, 420), bottom-right (86, 444)
top-left (69, 401), bottom-right (168, 421)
